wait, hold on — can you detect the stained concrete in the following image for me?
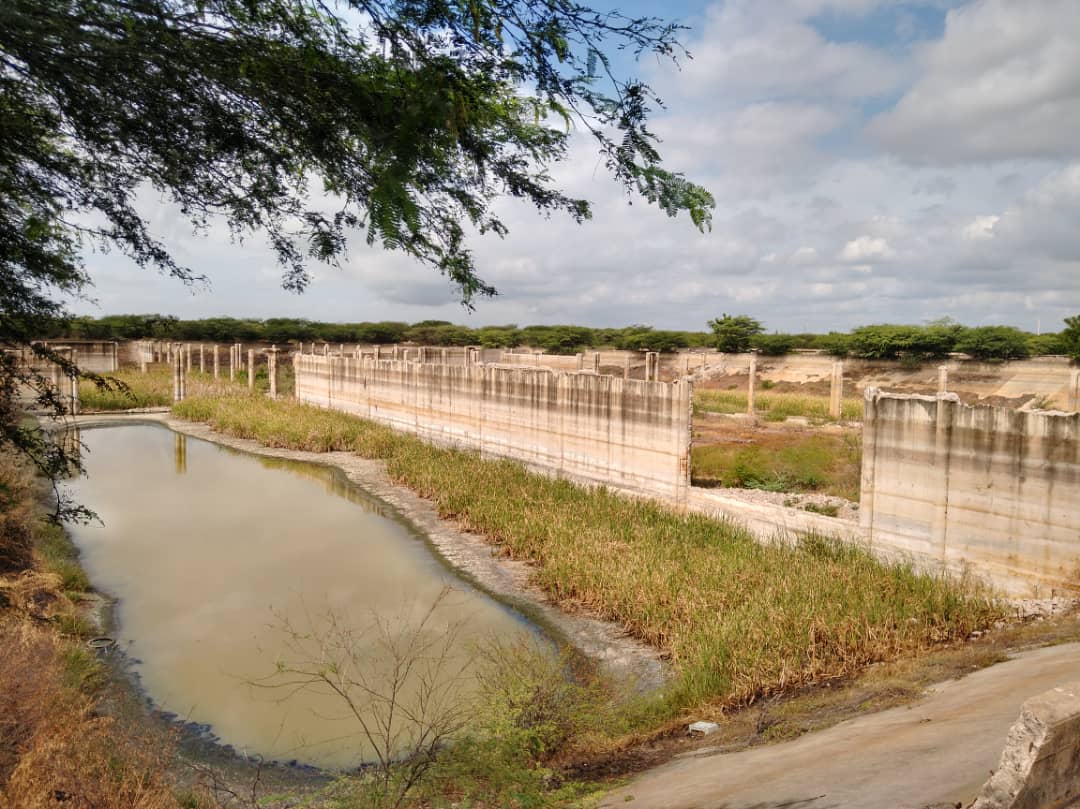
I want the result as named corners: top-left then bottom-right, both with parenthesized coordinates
top-left (599, 642), bottom-right (1080, 809)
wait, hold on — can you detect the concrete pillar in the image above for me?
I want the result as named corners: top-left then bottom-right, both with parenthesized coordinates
top-left (268, 346), bottom-right (278, 399)
top-left (293, 351), bottom-right (300, 399)
top-left (646, 352), bottom-right (659, 382)
top-left (747, 354), bottom-right (757, 417)
top-left (324, 343), bottom-right (330, 357)
top-left (213, 344), bottom-right (220, 379)
top-left (199, 343), bottom-right (205, 373)
top-left (229, 344), bottom-right (236, 382)
top-left (829, 361), bottom-right (844, 419)
top-left (1070, 369), bottom-right (1080, 411)
top-left (593, 352), bottom-right (601, 374)
top-left (69, 348), bottom-right (79, 416)
top-left (938, 365), bottom-right (949, 394)
top-left (701, 352), bottom-right (707, 372)
top-left (624, 355), bottom-right (631, 380)
top-left (576, 353), bottom-right (584, 370)
top-left (441, 348), bottom-right (448, 365)
top-left (393, 345), bottom-right (400, 361)
top-left (172, 347), bottom-right (182, 402)
top-left (683, 353), bottom-right (691, 378)
top-left (185, 343), bottom-right (192, 373)
top-left (248, 349), bottom-right (255, 390)
top-left (140, 344), bottom-right (148, 374)
top-left (112, 341), bottom-right (119, 372)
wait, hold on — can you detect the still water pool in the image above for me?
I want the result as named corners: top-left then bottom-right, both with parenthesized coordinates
top-left (65, 424), bottom-right (539, 769)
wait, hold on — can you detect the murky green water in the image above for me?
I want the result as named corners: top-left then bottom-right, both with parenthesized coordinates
top-left (65, 424), bottom-right (538, 770)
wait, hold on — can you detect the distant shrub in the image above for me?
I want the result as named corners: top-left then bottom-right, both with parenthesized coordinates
top-left (751, 334), bottom-right (795, 355)
top-left (953, 326), bottom-right (1030, 361)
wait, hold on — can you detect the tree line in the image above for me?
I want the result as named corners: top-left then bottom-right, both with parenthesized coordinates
top-left (46, 314), bottom-right (1080, 361)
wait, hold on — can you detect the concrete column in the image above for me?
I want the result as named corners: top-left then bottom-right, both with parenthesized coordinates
top-left (140, 343), bottom-right (148, 374)
top-left (185, 343), bottom-right (192, 372)
top-left (323, 343), bottom-right (330, 357)
top-left (172, 348), bottom-right (182, 402)
top-left (393, 345), bottom-right (400, 361)
top-left (576, 353), bottom-right (584, 370)
top-left (293, 351), bottom-right (300, 399)
top-left (938, 365), bottom-right (949, 394)
top-left (248, 349), bottom-right (256, 390)
top-left (623, 355), bottom-right (631, 380)
top-left (683, 353), bottom-right (691, 378)
top-left (593, 352), bottom-right (601, 373)
top-left (701, 352), bottom-right (707, 372)
top-left (213, 344), bottom-right (219, 379)
top-left (199, 343), bottom-right (205, 373)
top-left (647, 352), bottom-right (660, 382)
top-left (112, 341), bottom-right (119, 372)
top-left (829, 361), bottom-right (844, 419)
top-left (859, 388), bottom-right (879, 544)
top-left (268, 346), bottom-right (278, 399)
top-left (747, 354), bottom-right (757, 417)
top-left (229, 344), bottom-right (236, 382)
top-left (441, 348), bottom-right (448, 365)
top-left (69, 348), bottom-right (79, 415)
top-left (1070, 369), bottom-right (1080, 411)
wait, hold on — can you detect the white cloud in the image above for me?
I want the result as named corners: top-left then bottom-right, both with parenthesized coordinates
top-left (871, 0), bottom-right (1080, 162)
top-left (839, 235), bottom-right (895, 261)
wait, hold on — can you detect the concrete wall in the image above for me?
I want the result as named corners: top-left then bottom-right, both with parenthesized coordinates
top-left (861, 389), bottom-right (1080, 594)
top-left (294, 353), bottom-right (693, 502)
top-left (972, 681), bottom-right (1080, 809)
top-left (35, 341), bottom-right (118, 373)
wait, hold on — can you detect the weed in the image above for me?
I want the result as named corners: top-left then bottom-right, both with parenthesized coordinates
top-left (694, 390), bottom-right (864, 423)
top-left (803, 503), bottom-right (840, 518)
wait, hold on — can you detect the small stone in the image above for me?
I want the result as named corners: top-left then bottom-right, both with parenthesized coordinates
top-left (688, 721), bottom-right (720, 736)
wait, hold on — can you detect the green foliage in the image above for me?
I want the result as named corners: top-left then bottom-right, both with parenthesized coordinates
top-left (1027, 332), bottom-right (1065, 356)
top-left (953, 326), bottom-right (1030, 361)
top-left (518, 325), bottom-right (596, 355)
top-left (750, 333), bottom-right (795, 356)
top-left (845, 324), bottom-right (957, 360)
top-left (615, 327), bottom-right (690, 352)
top-left (1063, 316), bottom-right (1080, 361)
top-left (708, 314), bottom-right (764, 352)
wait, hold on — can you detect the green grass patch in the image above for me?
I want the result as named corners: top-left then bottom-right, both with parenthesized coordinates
top-left (692, 432), bottom-right (862, 500)
top-left (173, 395), bottom-right (1002, 716)
top-left (695, 389), bottom-right (863, 422)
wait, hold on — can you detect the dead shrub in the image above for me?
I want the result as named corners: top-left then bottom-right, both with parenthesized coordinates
top-left (0, 453), bottom-right (36, 575)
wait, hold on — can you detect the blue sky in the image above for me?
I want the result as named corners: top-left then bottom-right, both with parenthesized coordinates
top-left (72, 0), bottom-right (1080, 333)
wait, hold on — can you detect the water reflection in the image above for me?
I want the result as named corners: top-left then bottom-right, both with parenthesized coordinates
top-left (65, 425), bottom-right (538, 769)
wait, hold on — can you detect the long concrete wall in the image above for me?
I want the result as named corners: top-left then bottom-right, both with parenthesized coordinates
top-left (294, 354), bottom-right (693, 502)
top-left (861, 389), bottom-right (1080, 594)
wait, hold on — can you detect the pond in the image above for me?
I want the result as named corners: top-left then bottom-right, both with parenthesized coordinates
top-left (65, 424), bottom-right (542, 770)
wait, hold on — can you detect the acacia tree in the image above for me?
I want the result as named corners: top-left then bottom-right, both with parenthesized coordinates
top-left (0, 0), bottom-right (713, 510)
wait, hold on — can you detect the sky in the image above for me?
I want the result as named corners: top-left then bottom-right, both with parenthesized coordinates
top-left (71, 0), bottom-right (1080, 333)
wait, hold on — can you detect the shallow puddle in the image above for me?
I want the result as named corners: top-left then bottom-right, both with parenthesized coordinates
top-left (65, 424), bottom-right (540, 769)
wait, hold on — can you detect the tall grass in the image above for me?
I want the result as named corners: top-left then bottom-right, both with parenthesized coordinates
top-left (173, 395), bottom-right (1003, 714)
top-left (695, 389), bottom-right (864, 422)
top-left (78, 367), bottom-right (243, 410)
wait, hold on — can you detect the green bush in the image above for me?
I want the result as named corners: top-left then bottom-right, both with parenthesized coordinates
top-left (953, 326), bottom-right (1030, 360)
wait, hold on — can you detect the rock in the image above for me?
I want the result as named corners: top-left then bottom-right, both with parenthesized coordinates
top-left (688, 721), bottom-right (720, 736)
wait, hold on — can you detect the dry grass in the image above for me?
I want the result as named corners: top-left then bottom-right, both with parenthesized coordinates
top-left (173, 395), bottom-right (1005, 716)
top-left (78, 367), bottom-right (245, 411)
top-left (694, 389), bottom-right (863, 422)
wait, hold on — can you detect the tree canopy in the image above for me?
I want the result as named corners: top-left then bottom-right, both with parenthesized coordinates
top-left (1, 0), bottom-right (715, 507)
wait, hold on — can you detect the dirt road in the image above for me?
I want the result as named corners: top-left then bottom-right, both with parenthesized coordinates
top-left (601, 642), bottom-right (1080, 809)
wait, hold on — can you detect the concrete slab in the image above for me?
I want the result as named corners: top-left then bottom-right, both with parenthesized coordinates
top-left (600, 643), bottom-right (1080, 809)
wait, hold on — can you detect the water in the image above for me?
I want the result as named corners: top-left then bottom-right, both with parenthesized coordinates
top-left (65, 424), bottom-right (539, 769)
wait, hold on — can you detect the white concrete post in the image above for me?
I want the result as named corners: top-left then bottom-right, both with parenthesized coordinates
top-left (140, 342), bottom-right (148, 374)
top-left (112, 341), bottom-right (119, 372)
top-left (938, 365), bottom-right (949, 394)
top-left (324, 343), bottom-right (330, 357)
top-left (293, 351), bottom-right (300, 399)
top-left (213, 344), bottom-right (219, 379)
top-left (624, 355), bottom-right (631, 380)
top-left (829, 361), bottom-right (844, 419)
top-left (441, 348), bottom-right (448, 364)
top-left (576, 353), bottom-right (584, 370)
top-left (69, 348), bottom-right (79, 415)
top-left (185, 343), bottom-right (192, 372)
top-left (1070, 369), bottom-right (1080, 411)
top-left (593, 352), bottom-right (601, 373)
top-left (747, 354), bottom-right (757, 417)
top-left (229, 344), bottom-right (236, 381)
top-left (931, 393), bottom-right (954, 562)
top-left (172, 348), bottom-right (181, 402)
top-left (649, 352), bottom-right (660, 382)
top-left (268, 346), bottom-right (278, 399)
top-left (199, 343), bottom-right (205, 373)
top-left (248, 349), bottom-right (255, 390)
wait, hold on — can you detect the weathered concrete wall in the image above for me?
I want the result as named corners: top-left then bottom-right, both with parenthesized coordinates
top-left (861, 390), bottom-right (1080, 594)
top-left (35, 341), bottom-right (119, 373)
top-left (972, 681), bottom-right (1080, 809)
top-left (294, 353), bottom-right (693, 502)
